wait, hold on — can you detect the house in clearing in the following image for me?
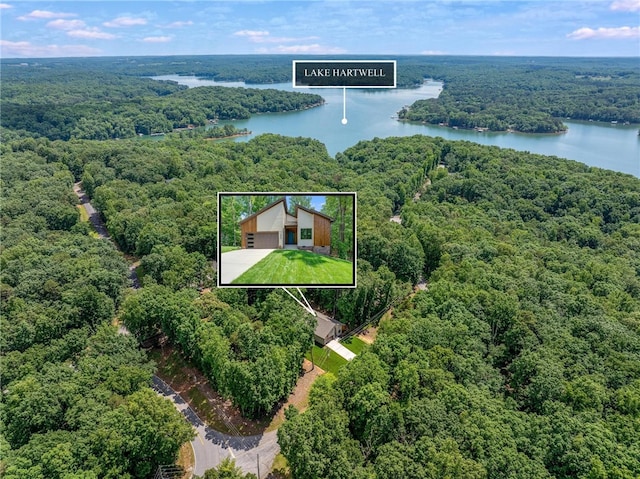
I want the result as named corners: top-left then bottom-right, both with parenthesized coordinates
top-left (239, 198), bottom-right (333, 255)
top-left (314, 311), bottom-right (346, 345)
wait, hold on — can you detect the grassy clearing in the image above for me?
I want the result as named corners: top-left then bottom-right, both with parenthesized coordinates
top-left (77, 204), bottom-right (90, 222)
top-left (341, 336), bottom-right (368, 355)
top-left (232, 249), bottom-right (353, 285)
top-left (177, 442), bottom-right (194, 479)
top-left (270, 453), bottom-right (292, 479)
top-left (305, 345), bottom-right (348, 375)
top-left (221, 245), bottom-right (241, 253)
top-left (148, 348), bottom-right (185, 382)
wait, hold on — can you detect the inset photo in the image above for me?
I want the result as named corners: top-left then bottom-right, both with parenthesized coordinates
top-left (218, 193), bottom-right (356, 288)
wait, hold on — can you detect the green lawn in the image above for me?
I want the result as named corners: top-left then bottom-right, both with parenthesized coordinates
top-left (340, 336), bottom-right (368, 355)
top-left (231, 249), bottom-right (354, 285)
top-left (305, 345), bottom-right (348, 375)
top-left (221, 245), bottom-right (241, 253)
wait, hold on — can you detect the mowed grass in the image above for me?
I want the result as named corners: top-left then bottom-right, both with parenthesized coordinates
top-left (341, 336), bottom-right (368, 355)
top-left (221, 245), bottom-right (241, 253)
top-left (231, 249), bottom-right (353, 285)
top-left (305, 345), bottom-right (348, 375)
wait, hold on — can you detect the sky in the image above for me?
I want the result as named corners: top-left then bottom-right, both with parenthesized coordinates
top-left (1, 0), bottom-right (638, 58)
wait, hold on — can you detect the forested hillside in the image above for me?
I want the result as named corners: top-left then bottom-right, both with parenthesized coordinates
top-left (3, 126), bottom-right (638, 477)
top-left (280, 137), bottom-right (640, 479)
top-left (398, 56), bottom-right (640, 132)
top-left (0, 131), bottom-right (194, 478)
top-left (1, 66), bottom-right (323, 140)
top-left (1, 55), bottom-right (639, 478)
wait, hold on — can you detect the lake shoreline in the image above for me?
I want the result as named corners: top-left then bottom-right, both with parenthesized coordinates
top-left (397, 118), bottom-right (570, 136)
top-left (150, 75), bottom-right (639, 177)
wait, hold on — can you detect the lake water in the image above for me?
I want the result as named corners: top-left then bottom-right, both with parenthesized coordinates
top-left (153, 75), bottom-right (639, 177)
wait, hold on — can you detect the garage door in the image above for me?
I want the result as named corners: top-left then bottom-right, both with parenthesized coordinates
top-left (245, 232), bottom-right (278, 249)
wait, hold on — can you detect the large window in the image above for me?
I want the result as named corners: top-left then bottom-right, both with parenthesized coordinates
top-left (300, 228), bottom-right (312, 239)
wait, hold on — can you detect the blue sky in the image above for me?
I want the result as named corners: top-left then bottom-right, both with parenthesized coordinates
top-left (1, 1), bottom-right (638, 58)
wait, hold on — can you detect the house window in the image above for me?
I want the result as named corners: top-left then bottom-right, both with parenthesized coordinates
top-left (300, 228), bottom-right (312, 239)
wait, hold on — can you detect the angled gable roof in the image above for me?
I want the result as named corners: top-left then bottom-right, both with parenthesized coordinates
top-left (295, 204), bottom-right (334, 222)
top-left (237, 197), bottom-right (334, 225)
top-left (315, 312), bottom-right (339, 339)
top-left (238, 197), bottom-right (287, 225)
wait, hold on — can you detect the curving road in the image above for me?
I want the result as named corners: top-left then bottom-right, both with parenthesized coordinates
top-left (73, 182), bottom-right (279, 478)
top-left (153, 376), bottom-right (279, 477)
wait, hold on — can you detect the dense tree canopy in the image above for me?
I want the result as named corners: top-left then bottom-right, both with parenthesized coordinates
top-left (2, 55), bottom-right (639, 478)
top-left (398, 56), bottom-right (640, 132)
top-left (4, 55), bottom-right (636, 139)
top-left (121, 286), bottom-right (316, 418)
top-left (0, 131), bottom-right (194, 477)
top-left (1, 65), bottom-right (323, 140)
top-left (280, 136), bottom-right (640, 479)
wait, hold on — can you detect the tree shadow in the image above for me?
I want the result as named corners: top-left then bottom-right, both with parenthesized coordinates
top-left (279, 249), bottom-right (332, 267)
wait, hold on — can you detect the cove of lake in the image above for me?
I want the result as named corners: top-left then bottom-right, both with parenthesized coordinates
top-left (152, 75), bottom-right (639, 177)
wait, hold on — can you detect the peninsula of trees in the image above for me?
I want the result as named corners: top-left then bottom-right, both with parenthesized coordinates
top-left (1, 67), bottom-right (323, 140)
top-left (2, 55), bottom-right (637, 138)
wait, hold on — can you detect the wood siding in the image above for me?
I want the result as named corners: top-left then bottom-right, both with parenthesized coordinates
top-left (240, 217), bottom-right (257, 248)
top-left (314, 215), bottom-right (332, 247)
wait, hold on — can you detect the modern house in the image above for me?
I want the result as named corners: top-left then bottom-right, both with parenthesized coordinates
top-left (239, 198), bottom-right (333, 254)
top-left (314, 312), bottom-right (346, 345)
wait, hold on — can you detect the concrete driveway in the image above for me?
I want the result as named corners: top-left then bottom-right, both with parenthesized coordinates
top-left (219, 249), bottom-right (275, 285)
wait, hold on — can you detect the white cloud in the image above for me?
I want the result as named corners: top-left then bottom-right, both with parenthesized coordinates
top-left (18, 10), bottom-right (77, 20)
top-left (234, 30), bottom-right (319, 44)
top-left (234, 30), bottom-right (270, 38)
top-left (142, 36), bottom-right (172, 43)
top-left (103, 16), bottom-right (147, 28)
top-left (67, 28), bottom-right (118, 40)
top-left (0, 3), bottom-right (13, 9)
top-left (271, 44), bottom-right (347, 54)
top-left (567, 26), bottom-right (640, 39)
top-left (166, 21), bottom-right (194, 28)
top-left (46, 19), bottom-right (86, 30)
top-left (610, 0), bottom-right (640, 12)
top-left (0, 39), bottom-right (100, 57)
top-left (421, 50), bottom-right (446, 55)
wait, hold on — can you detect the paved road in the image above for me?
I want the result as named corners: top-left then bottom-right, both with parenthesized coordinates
top-left (74, 182), bottom-right (110, 238)
top-left (219, 249), bottom-right (275, 284)
top-left (73, 182), bottom-right (140, 288)
top-left (153, 376), bottom-right (279, 478)
top-left (73, 183), bottom-right (279, 477)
